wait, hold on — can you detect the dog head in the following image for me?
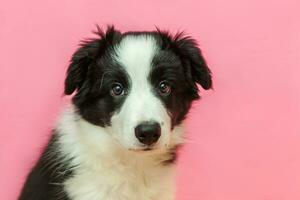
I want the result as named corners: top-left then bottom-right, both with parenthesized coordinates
top-left (64, 26), bottom-right (212, 151)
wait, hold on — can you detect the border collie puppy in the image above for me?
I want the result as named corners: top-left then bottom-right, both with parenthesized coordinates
top-left (19, 26), bottom-right (212, 200)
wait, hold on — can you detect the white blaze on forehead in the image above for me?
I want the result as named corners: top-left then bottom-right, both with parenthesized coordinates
top-left (114, 35), bottom-right (160, 121)
top-left (115, 35), bottom-right (158, 80)
top-left (111, 35), bottom-right (172, 149)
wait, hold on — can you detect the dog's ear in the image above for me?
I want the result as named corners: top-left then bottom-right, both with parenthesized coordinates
top-left (64, 26), bottom-right (121, 95)
top-left (174, 33), bottom-right (212, 90)
top-left (157, 29), bottom-right (212, 90)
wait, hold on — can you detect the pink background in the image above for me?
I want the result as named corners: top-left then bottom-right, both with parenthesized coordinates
top-left (1, 0), bottom-right (300, 199)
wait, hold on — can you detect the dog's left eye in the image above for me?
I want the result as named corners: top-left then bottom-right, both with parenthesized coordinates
top-left (110, 83), bottom-right (125, 96)
top-left (158, 81), bottom-right (171, 95)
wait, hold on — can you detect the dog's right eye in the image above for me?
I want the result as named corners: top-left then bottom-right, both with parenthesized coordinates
top-left (158, 81), bottom-right (171, 96)
top-left (110, 83), bottom-right (125, 96)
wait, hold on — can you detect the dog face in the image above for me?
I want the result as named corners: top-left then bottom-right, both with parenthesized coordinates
top-left (64, 26), bottom-right (212, 151)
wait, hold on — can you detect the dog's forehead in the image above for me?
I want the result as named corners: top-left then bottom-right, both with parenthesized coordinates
top-left (114, 35), bottom-right (158, 78)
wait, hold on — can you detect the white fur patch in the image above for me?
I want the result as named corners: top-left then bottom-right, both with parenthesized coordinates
top-left (111, 35), bottom-right (172, 150)
top-left (57, 106), bottom-right (183, 200)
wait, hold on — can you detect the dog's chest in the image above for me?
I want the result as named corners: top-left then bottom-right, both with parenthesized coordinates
top-left (64, 162), bottom-right (175, 200)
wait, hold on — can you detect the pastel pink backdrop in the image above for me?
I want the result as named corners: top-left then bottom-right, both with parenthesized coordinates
top-left (1, 0), bottom-right (300, 199)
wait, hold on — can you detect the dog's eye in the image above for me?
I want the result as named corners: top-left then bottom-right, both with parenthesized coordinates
top-left (158, 81), bottom-right (171, 95)
top-left (110, 83), bottom-right (125, 96)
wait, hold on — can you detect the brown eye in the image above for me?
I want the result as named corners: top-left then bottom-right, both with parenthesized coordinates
top-left (158, 81), bottom-right (171, 95)
top-left (110, 83), bottom-right (125, 96)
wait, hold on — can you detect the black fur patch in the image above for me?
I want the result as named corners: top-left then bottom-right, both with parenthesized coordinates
top-left (148, 30), bottom-right (212, 127)
top-left (161, 145), bottom-right (182, 165)
top-left (65, 26), bottom-right (130, 126)
top-left (18, 132), bottom-right (73, 200)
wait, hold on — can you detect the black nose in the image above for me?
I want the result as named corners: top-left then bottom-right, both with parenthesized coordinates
top-left (135, 122), bottom-right (161, 146)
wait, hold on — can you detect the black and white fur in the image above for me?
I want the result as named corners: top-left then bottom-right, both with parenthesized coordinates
top-left (19, 26), bottom-right (212, 200)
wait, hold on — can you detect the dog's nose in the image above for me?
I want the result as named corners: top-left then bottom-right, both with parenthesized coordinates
top-left (135, 122), bottom-right (161, 146)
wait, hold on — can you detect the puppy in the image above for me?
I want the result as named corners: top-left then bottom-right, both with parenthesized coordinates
top-left (18, 26), bottom-right (212, 200)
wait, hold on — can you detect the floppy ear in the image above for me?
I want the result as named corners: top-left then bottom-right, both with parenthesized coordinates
top-left (64, 39), bottom-right (98, 95)
top-left (174, 33), bottom-right (212, 90)
top-left (64, 26), bottom-right (121, 95)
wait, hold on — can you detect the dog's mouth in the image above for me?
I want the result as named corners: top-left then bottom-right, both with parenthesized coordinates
top-left (128, 146), bottom-right (157, 152)
top-left (111, 135), bottom-right (159, 152)
top-left (142, 147), bottom-right (153, 151)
